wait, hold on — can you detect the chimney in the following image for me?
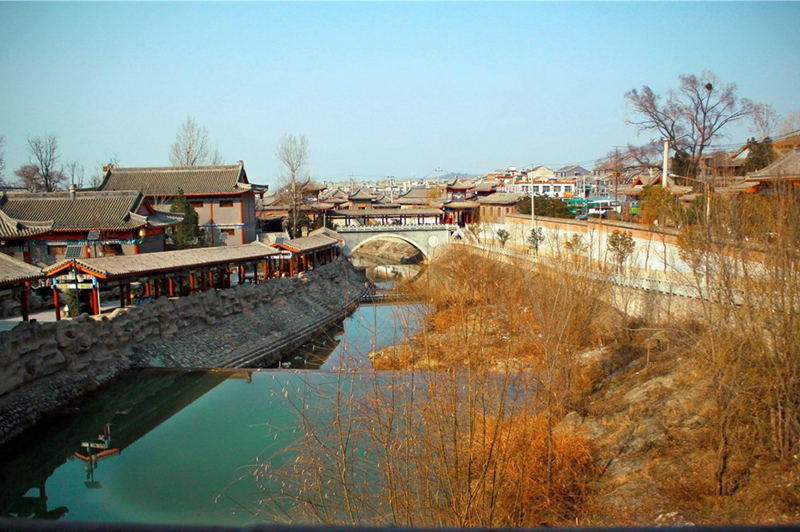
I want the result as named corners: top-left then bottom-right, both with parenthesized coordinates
top-left (69, 183), bottom-right (76, 200)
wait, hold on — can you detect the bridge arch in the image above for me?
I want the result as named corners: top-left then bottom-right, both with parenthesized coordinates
top-left (348, 234), bottom-right (430, 261)
top-left (336, 225), bottom-right (457, 262)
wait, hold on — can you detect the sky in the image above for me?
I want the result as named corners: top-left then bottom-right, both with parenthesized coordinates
top-left (1, 2), bottom-right (799, 189)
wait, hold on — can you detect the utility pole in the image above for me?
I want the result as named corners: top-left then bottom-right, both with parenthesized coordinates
top-left (662, 138), bottom-right (669, 188)
top-left (435, 167), bottom-right (441, 186)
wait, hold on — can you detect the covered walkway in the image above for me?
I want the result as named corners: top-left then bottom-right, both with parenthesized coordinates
top-left (40, 235), bottom-right (342, 321)
top-left (0, 253), bottom-right (46, 322)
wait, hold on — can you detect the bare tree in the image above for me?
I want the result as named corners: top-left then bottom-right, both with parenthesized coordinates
top-left (15, 134), bottom-right (67, 192)
top-left (625, 71), bottom-right (755, 178)
top-left (276, 134), bottom-right (311, 238)
top-left (210, 145), bottom-right (225, 166)
top-left (92, 154), bottom-right (120, 188)
top-left (779, 110), bottom-right (800, 136)
top-left (750, 103), bottom-right (779, 141)
top-left (169, 116), bottom-right (211, 166)
top-left (64, 160), bottom-right (85, 188)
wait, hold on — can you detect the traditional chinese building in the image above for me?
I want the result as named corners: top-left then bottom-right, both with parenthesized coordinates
top-left (0, 189), bottom-right (177, 266)
top-left (98, 162), bottom-right (261, 246)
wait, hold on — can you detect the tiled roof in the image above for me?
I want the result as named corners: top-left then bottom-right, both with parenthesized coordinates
top-left (475, 182), bottom-right (498, 192)
top-left (0, 190), bottom-right (153, 231)
top-left (45, 241), bottom-right (279, 279)
top-left (330, 208), bottom-right (443, 217)
top-left (0, 209), bottom-right (54, 239)
top-left (99, 163), bottom-right (250, 196)
top-left (349, 187), bottom-right (375, 200)
top-left (447, 179), bottom-right (475, 190)
top-left (308, 226), bottom-right (344, 242)
top-left (0, 253), bottom-right (45, 286)
top-left (272, 234), bottom-right (340, 253)
top-left (443, 201), bottom-right (479, 210)
top-left (748, 150), bottom-right (800, 180)
top-left (477, 193), bottom-right (524, 205)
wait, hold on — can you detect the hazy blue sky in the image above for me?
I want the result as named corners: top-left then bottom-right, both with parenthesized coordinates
top-left (1, 2), bottom-right (798, 188)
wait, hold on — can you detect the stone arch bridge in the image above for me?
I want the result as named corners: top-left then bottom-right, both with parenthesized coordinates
top-left (336, 224), bottom-right (459, 261)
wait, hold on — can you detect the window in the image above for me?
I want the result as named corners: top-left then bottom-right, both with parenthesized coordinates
top-left (190, 201), bottom-right (204, 208)
top-left (221, 229), bottom-right (235, 236)
top-left (219, 200), bottom-right (234, 208)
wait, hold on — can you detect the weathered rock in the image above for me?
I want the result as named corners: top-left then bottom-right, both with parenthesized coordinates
top-left (0, 258), bottom-right (370, 444)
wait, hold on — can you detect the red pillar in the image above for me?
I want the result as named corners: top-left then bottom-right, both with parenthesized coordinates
top-left (144, 280), bottom-right (151, 298)
top-left (169, 277), bottom-right (175, 297)
top-left (90, 288), bottom-right (98, 315)
top-left (190, 273), bottom-right (196, 293)
top-left (53, 287), bottom-right (61, 321)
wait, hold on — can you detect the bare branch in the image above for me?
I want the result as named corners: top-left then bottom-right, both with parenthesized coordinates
top-left (18, 134), bottom-right (67, 191)
top-left (625, 71), bottom-right (755, 177)
top-left (276, 134), bottom-right (311, 238)
top-left (170, 116), bottom-right (211, 166)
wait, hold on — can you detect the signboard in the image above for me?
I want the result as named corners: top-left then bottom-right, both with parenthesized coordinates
top-left (65, 283), bottom-right (95, 290)
top-left (87, 230), bottom-right (100, 241)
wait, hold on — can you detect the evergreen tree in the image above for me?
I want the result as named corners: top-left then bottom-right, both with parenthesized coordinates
top-left (742, 137), bottom-right (778, 173)
top-left (169, 189), bottom-right (201, 249)
top-left (518, 196), bottom-right (573, 218)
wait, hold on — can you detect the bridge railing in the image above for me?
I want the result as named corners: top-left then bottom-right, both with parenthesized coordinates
top-left (335, 224), bottom-right (458, 232)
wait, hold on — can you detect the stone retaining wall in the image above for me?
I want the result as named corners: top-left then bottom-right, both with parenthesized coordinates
top-left (0, 257), bottom-right (369, 445)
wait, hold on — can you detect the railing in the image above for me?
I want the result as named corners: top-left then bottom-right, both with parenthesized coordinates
top-left (336, 224), bottom-right (458, 232)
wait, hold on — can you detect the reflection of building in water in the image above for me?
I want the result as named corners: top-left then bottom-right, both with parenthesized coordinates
top-left (0, 370), bottom-right (228, 519)
top-left (73, 423), bottom-right (119, 489)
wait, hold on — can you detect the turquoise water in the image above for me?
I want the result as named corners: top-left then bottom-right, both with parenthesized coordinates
top-left (0, 303), bottom-right (425, 525)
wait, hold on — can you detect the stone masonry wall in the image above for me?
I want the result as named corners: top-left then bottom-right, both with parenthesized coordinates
top-left (0, 258), bottom-right (369, 444)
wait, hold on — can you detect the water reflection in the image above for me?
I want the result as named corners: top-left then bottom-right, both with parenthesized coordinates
top-left (0, 369), bottom-right (228, 520)
top-left (0, 303), bottom-right (422, 525)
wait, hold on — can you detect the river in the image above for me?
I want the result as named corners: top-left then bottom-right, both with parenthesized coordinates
top-left (0, 302), bottom-right (425, 526)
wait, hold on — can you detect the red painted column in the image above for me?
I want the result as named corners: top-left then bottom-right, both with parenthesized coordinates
top-left (169, 277), bottom-right (175, 297)
top-left (89, 288), bottom-right (100, 316)
top-left (144, 280), bottom-right (151, 298)
top-left (53, 287), bottom-right (61, 321)
top-left (190, 273), bottom-right (196, 293)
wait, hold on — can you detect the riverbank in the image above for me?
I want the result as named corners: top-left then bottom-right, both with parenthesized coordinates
top-left (0, 257), bottom-right (370, 445)
top-left (366, 246), bottom-right (800, 526)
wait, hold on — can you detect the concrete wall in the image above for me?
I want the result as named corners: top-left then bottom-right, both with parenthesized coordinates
top-left (482, 213), bottom-right (693, 280)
